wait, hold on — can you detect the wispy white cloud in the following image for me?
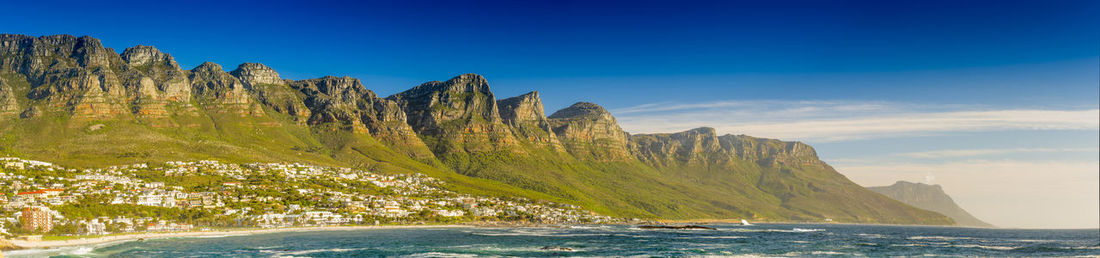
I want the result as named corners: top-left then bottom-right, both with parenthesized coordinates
top-left (834, 159), bottom-right (1100, 229)
top-left (896, 147), bottom-right (1100, 158)
top-left (612, 100), bottom-right (1100, 142)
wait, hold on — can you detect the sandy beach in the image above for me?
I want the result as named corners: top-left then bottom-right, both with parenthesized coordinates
top-left (6, 224), bottom-right (469, 250)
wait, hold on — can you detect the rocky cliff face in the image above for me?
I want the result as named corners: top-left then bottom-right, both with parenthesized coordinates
top-left (548, 102), bottom-right (631, 160)
top-left (869, 181), bottom-right (993, 227)
top-left (233, 63), bottom-right (310, 122)
top-left (120, 45), bottom-right (179, 68)
top-left (189, 62), bottom-right (263, 116)
top-left (289, 76), bottom-right (374, 131)
top-left (631, 127), bottom-right (726, 167)
top-left (0, 77), bottom-right (19, 116)
top-left (0, 34), bottom-right (957, 225)
top-left (632, 127), bottom-right (824, 168)
top-left (498, 91), bottom-right (560, 149)
top-left (388, 74), bottom-right (519, 154)
top-left (231, 62), bottom-right (285, 86)
top-left (120, 45), bottom-right (194, 122)
top-left (0, 35), bottom-right (131, 119)
top-left (284, 76), bottom-right (432, 158)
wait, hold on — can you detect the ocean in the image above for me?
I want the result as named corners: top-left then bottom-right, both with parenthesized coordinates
top-left (11, 223), bottom-right (1100, 257)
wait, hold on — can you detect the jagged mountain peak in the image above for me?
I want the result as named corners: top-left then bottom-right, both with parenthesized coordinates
top-left (503, 90), bottom-right (539, 99)
top-left (0, 34), bottom-right (958, 226)
top-left (192, 61), bottom-right (225, 73)
top-left (445, 73), bottom-right (488, 85)
top-left (547, 101), bottom-right (631, 160)
top-left (121, 45), bottom-right (179, 69)
top-left (498, 91), bottom-right (560, 147)
top-left (498, 91), bottom-right (544, 119)
top-left (682, 127), bottom-right (717, 135)
top-left (498, 91), bottom-right (542, 112)
top-left (231, 62), bottom-right (284, 86)
top-left (549, 102), bottom-right (611, 119)
top-left (293, 76), bottom-right (369, 96)
top-left (71, 35), bottom-right (116, 68)
top-left (395, 73), bottom-right (491, 99)
top-left (0, 34), bottom-right (121, 73)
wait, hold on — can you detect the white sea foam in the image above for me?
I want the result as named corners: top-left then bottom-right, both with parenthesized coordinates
top-left (950, 244), bottom-right (1016, 251)
top-left (469, 228), bottom-right (609, 238)
top-left (792, 228), bottom-right (825, 232)
top-left (253, 245), bottom-right (285, 250)
top-left (443, 243), bottom-right (584, 253)
top-left (907, 236), bottom-right (976, 241)
top-left (893, 243), bottom-right (930, 247)
top-left (5, 245), bottom-right (102, 257)
top-left (194, 234), bottom-right (232, 238)
top-left (858, 233), bottom-right (886, 238)
top-left (401, 252), bottom-right (478, 257)
top-left (66, 246), bottom-right (95, 255)
top-left (1013, 239), bottom-right (1055, 243)
top-left (697, 236), bottom-right (747, 239)
top-left (262, 247), bottom-right (364, 257)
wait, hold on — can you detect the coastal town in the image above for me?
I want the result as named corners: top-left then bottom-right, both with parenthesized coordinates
top-left (0, 157), bottom-right (619, 240)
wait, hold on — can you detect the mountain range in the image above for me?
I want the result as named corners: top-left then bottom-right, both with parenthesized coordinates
top-left (0, 34), bottom-right (953, 224)
top-left (869, 181), bottom-right (993, 227)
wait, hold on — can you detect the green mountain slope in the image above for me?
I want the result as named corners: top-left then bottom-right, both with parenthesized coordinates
top-left (0, 34), bottom-right (954, 225)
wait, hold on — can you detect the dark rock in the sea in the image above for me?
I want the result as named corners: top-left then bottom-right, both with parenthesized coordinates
top-left (540, 246), bottom-right (575, 252)
top-left (637, 225), bottom-right (717, 230)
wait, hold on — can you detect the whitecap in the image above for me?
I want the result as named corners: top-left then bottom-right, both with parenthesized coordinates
top-left (792, 228), bottom-right (824, 232)
top-left (950, 244), bottom-right (1016, 251)
top-left (858, 233), bottom-right (885, 238)
top-left (263, 247), bottom-right (365, 257)
top-left (907, 236), bottom-right (976, 241)
top-left (697, 236), bottom-right (747, 239)
top-left (401, 252), bottom-right (478, 257)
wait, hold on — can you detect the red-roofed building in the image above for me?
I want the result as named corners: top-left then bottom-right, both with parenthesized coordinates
top-left (41, 189), bottom-right (63, 197)
top-left (16, 190), bottom-right (46, 200)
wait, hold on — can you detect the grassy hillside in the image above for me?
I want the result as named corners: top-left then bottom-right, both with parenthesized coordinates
top-left (0, 34), bottom-right (956, 225)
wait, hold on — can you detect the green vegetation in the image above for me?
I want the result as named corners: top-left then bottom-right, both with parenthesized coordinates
top-left (0, 35), bottom-right (955, 226)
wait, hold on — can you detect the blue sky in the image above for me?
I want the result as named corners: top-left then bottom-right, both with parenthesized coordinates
top-left (3, 0), bottom-right (1098, 228)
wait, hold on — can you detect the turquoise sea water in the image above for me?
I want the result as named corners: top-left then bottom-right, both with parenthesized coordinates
top-left (12, 224), bottom-right (1100, 257)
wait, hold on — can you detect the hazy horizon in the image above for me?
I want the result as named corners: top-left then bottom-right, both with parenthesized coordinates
top-left (2, 0), bottom-right (1097, 228)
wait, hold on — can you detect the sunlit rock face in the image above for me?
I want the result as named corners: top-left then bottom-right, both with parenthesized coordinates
top-left (498, 91), bottom-right (561, 149)
top-left (231, 62), bottom-right (285, 86)
top-left (190, 62), bottom-right (263, 116)
top-left (389, 73), bottom-right (520, 154)
top-left (548, 102), bottom-right (632, 161)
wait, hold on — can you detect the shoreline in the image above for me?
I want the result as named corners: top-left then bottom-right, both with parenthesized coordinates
top-left (6, 224), bottom-right (469, 250)
top-left (4, 221), bottom-right (1034, 252)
